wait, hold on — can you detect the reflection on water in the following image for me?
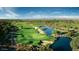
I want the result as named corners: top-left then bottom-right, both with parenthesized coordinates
top-left (40, 26), bottom-right (54, 36)
top-left (50, 37), bottom-right (72, 51)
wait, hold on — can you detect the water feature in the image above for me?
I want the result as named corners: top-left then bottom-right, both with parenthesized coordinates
top-left (39, 26), bottom-right (54, 36)
top-left (49, 37), bottom-right (72, 51)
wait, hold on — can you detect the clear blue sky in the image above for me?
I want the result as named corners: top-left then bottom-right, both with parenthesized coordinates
top-left (0, 7), bottom-right (79, 19)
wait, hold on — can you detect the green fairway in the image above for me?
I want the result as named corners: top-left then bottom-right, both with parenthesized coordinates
top-left (15, 21), bottom-right (55, 46)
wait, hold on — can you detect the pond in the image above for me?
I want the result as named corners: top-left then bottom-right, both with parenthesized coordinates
top-left (40, 26), bottom-right (54, 36)
top-left (50, 37), bottom-right (72, 51)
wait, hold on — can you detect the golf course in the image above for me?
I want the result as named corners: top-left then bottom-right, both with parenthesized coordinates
top-left (0, 19), bottom-right (79, 51)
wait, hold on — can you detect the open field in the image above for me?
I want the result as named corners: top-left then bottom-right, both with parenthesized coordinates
top-left (0, 19), bottom-right (79, 51)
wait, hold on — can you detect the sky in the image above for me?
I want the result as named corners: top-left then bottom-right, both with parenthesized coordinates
top-left (0, 7), bottom-right (79, 19)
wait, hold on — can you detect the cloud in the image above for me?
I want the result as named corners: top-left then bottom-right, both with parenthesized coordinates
top-left (24, 14), bottom-right (79, 19)
top-left (0, 7), bottom-right (19, 19)
top-left (0, 8), bottom-right (79, 19)
top-left (0, 7), bottom-right (4, 12)
top-left (24, 11), bottom-right (79, 19)
top-left (5, 9), bottom-right (18, 17)
top-left (52, 11), bottom-right (62, 14)
top-left (24, 11), bottom-right (63, 19)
